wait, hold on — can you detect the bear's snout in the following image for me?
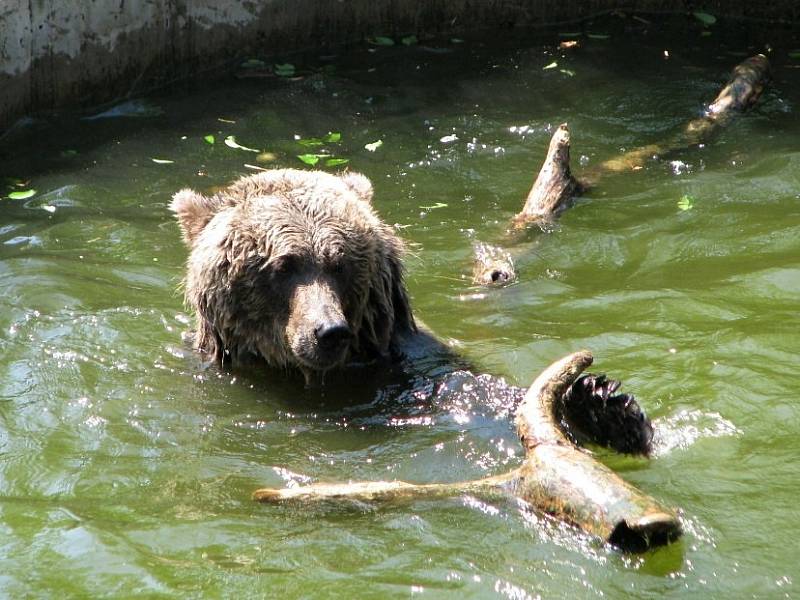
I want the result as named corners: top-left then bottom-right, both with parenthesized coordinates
top-left (287, 277), bottom-right (352, 371)
top-left (315, 321), bottom-right (352, 352)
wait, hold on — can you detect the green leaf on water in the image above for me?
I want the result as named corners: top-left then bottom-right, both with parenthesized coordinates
top-left (700, 31), bottom-right (713, 37)
top-left (204, 134), bottom-right (215, 145)
top-left (370, 36), bottom-right (395, 46)
top-left (297, 154), bottom-right (323, 166)
top-left (401, 35), bottom-right (418, 46)
top-left (678, 194), bottom-right (695, 211)
top-left (365, 140), bottom-right (383, 152)
top-left (151, 158), bottom-right (174, 164)
top-left (60, 149), bottom-right (78, 157)
top-left (325, 132), bottom-right (342, 143)
top-left (274, 63), bottom-right (296, 77)
top-left (450, 38), bottom-right (464, 44)
top-left (789, 51), bottom-right (800, 60)
top-left (325, 158), bottom-right (349, 167)
top-left (693, 11), bottom-right (717, 26)
top-left (587, 33), bottom-right (611, 40)
top-left (297, 137), bottom-right (325, 147)
top-left (8, 189), bottom-right (36, 200)
top-left (241, 58), bottom-right (266, 69)
top-left (420, 202), bottom-right (448, 211)
top-left (224, 136), bottom-right (260, 152)
top-left (543, 61), bottom-right (558, 70)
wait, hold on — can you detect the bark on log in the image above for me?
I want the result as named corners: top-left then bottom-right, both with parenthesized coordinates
top-left (599, 54), bottom-right (771, 174)
top-left (253, 351), bottom-right (682, 552)
top-left (511, 123), bottom-right (580, 229)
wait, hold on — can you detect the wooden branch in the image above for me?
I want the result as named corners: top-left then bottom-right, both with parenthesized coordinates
top-left (511, 123), bottom-right (580, 229)
top-left (253, 351), bottom-right (682, 552)
top-left (253, 472), bottom-right (518, 503)
top-left (472, 242), bottom-right (516, 286)
top-left (600, 54), bottom-right (771, 174)
top-left (511, 351), bottom-right (680, 550)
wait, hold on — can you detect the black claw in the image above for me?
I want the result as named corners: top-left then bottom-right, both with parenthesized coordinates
top-left (560, 374), bottom-right (654, 456)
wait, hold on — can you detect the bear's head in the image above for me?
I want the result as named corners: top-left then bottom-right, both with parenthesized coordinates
top-left (171, 169), bottom-right (415, 374)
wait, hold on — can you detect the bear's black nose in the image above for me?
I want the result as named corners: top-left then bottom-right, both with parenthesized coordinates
top-left (314, 321), bottom-right (352, 351)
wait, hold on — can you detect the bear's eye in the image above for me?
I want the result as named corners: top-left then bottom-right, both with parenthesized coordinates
top-left (326, 248), bottom-right (346, 274)
top-left (269, 255), bottom-right (299, 277)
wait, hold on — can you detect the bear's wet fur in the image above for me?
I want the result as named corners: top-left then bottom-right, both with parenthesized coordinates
top-left (171, 169), bottom-right (415, 375)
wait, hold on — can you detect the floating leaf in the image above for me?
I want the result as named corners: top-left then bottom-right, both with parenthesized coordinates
top-left (60, 149), bottom-right (78, 157)
top-left (693, 11), bottom-right (717, 26)
top-left (587, 33), bottom-right (610, 40)
top-left (204, 134), bottom-right (215, 145)
top-left (224, 136), bottom-right (260, 152)
top-left (543, 61), bottom-right (558, 70)
top-left (8, 189), bottom-right (36, 200)
top-left (700, 31), bottom-right (713, 37)
top-left (274, 63), bottom-right (296, 77)
top-left (678, 194), bottom-right (695, 211)
top-left (257, 152), bottom-right (277, 163)
top-left (325, 132), bottom-right (342, 143)
top-left (559, 32), bottom-right (582, 37)
top-left (370, 36), bottom-right (395, 46)
top-left (297, 154), bottom-right (323, 166)
top-left (325, 158), bottom-right (349, 167)
top-left (365, 140), bottom-right (383, 152)
top-left (401, 35), bottom-right (418, 46)
top-left (241, 58), bottom-right (266, 69)
top-left (560, 69), bottom-right (576, 77)
top-left (450, 38), bottom-right (464, 44)
top-left (420, 202), bottom-right (448, 211)
top-left (297, 137), bottom-right (325, 147)
top-left (789, 51), bottom-right (800, 60)
top-left (151, 158), bottom-right (174, 164)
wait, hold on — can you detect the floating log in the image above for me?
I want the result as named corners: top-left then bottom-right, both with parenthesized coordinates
top-left (511, 123), bottom-right (581, 230)
top-left (479, 54), bottom-right (772, 279)
top-left (599, 53), bottom-right (771, 174)
top-left (472, 242), bottom-right (516, 286)
top-left (253, 351), bottom-right (682, 552)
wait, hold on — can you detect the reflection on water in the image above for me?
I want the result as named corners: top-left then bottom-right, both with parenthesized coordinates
top-left (1, 13), bottom-right (799, 598)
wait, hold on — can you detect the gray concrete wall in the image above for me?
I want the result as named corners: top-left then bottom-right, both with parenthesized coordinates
top-left (1, 0), bottom-right (798, 132)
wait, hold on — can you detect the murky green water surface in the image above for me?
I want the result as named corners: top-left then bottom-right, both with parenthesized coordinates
top-left (1, 15), bottom-right (799, 598)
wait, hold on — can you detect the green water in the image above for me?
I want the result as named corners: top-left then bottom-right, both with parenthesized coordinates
top-left (1, 16), bottom-right (799, 598)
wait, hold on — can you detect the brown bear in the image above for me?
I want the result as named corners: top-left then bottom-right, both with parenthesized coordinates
top-left (171, 167), bottom-right (654, 454)
top-left (170, 168), bottom-right (416, 375)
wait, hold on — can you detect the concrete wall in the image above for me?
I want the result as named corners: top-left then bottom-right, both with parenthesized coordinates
top-left (2, 1), bottom-right (798, 132)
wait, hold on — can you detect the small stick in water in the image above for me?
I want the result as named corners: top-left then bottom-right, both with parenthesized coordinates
top-left (600, 53), bottom-right (771, 174)
top-left (511, 123), bottom-right (581, 229)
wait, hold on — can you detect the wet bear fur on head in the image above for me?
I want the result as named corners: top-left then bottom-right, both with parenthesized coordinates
top-left (171, 168), bottom-right (654, 455)
top-left (171, 169), bottom-right (415, 375)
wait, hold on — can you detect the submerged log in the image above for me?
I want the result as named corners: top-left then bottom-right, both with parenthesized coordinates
top-left (472, 242), bottom-right (516, 286)
top-left (253, 351), bottom-right (682, 552)
top-left (511, 123), bottom-right (581, 229)
top-left (599, 54), bottom-right (771, 174)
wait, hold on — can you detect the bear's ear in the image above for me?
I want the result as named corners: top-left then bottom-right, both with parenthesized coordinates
top-left (170, 188), bottom-right (222, 246)
top-left (340, 172), bottom-right (374, 204)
